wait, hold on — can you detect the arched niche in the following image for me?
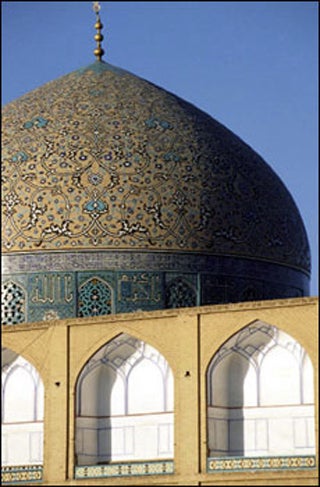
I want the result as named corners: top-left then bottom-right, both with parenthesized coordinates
top-left (206, 321), bottom-right (315, 458)
top-left (78, 276), bottom-right (113, 317)
top-left (1, 348), bottom-right (44, 466)
top-left (165, 277), bottom-right (197, 308)
top-left (75, 333), bottom-right (174, 466)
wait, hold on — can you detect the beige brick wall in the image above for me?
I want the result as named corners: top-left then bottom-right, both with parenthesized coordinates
top-left (2, 297), bottom-right (318, 485)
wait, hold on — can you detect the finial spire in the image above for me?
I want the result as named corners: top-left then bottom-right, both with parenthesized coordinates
top-left (93, 2), bottom-right (104, 61)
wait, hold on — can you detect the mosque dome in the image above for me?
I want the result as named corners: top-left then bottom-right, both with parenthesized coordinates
top-left (1, 60), bottom-right (310, 323)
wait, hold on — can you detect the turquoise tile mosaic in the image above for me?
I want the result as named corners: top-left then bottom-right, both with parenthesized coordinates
top-left (75, 460), bottom-right (174, 479)
top-left (2, 252), bottom-right (308, 325)
top-left (1, 465), bottom-right (43, 484)
top-left (207, 455), bottom-right (316, 473)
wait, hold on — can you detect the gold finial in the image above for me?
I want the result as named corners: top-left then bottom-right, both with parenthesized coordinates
top-left (93, 1), bottom-right (104, 61)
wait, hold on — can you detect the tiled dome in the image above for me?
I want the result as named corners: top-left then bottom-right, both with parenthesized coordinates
top-left (2, 61), bottom-right (310, 271)
top-left (1, 60), bottom-right (310, 323)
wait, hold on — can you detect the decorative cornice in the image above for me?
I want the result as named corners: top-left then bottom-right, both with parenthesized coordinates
top-left (2, 296), bottom-right (317, 334)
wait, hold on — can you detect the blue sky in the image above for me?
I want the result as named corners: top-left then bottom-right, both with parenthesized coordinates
top-left (2, 1), bottom-right (318, 295)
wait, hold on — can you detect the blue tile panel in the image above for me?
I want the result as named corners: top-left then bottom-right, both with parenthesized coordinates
top-left (2, 252), bottom-right (308, 324)
top-left (75, 460), bottom-right (174, 478)
top-left (2, 251), bottom-right (309, 324)
top-left (1, 465), bottom-right (43, 484)
top-left (207, 455), bottom-right (316, 473)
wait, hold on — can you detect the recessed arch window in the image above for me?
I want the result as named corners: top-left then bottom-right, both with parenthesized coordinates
top-left (75, 333), bottom-right (174, 466)
top-left (1, 348), bottom-right (44, 466)
top-left (206, 321), bottom-right (315, 458)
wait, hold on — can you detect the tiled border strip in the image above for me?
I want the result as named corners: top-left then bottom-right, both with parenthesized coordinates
top-left (1, 465), bottom-right (43, 484)
top-left (207, 455), bottom-right (316, 473)
top-left (75, 460), bottom-right (174, 479)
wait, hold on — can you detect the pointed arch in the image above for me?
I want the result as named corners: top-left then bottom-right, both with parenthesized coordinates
top-left (75, 333), bottom-right (174, 466)
top-left (78, 276), bottom-right (113, 317)
top-left (1, 348), bottom-right (44, 466)
top-left (206, 320), bottom-right (315, 458)
top-left (165, 277), bottom-right (197, 308)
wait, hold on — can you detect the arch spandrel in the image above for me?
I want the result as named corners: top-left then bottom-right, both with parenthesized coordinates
top-left (1, 343), bottom-right (46, 386)
top-left (71, 322), bottom-right (179, 388)
top-left (202, 305), bottom-right (318, 375)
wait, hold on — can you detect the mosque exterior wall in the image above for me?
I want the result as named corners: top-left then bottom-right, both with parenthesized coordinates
top-left (2, 297), bottom-right (318, 486)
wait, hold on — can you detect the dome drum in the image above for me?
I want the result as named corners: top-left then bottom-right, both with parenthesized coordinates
top-left (1, 251), bottom-right (308, 325)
